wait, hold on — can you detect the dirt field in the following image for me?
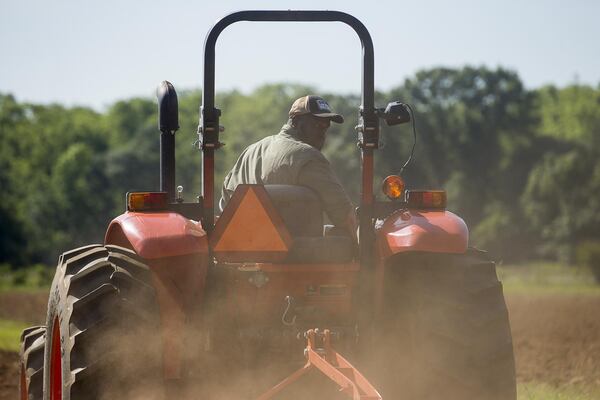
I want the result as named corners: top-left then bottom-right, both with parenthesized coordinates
top-left (507, 293), bottom-right (600, 389)
top-left (0, 291), bottom-right (48, 325)
top-left (1, 291), bottom-right (599, 399)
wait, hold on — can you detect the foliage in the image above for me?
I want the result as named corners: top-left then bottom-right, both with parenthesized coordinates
top-left (0, 67), bottom-right (599, 268)
top-left (523, 149), bottom-right (600, 261)
top-left (0, 264), bottom-right (53, 291)
top-left (576, 241), bottom-right (600, 283)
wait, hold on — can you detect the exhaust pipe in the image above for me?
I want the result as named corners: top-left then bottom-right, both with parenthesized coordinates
top-left (157, 81), bottom-right (179, 202)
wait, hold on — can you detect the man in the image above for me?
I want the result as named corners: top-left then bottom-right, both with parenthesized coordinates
top-left (219, 95), bottom-right (357, 237)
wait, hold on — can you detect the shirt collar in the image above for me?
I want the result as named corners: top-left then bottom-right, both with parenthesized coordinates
top-left (279, 123), bottom-right (302, 141)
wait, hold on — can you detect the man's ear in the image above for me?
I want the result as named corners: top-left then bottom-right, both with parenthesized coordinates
top-left (294, 116), bottom-right (306, 131)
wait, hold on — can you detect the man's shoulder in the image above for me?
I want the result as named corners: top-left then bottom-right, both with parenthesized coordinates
top-left (272, 133), bottom-right (325, 160)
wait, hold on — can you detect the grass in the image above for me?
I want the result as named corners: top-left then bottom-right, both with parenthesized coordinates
top-left (0, 263), bottom-right (53, 293)
top-left (518, 383), bottom-right (600, 400)
top-left (0, 319), bottom-right (28, 352)
top-left (497, 261), bottom-right (600, 295)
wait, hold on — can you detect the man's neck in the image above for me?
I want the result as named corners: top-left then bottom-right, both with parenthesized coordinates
top-left (280, 124), bottom-right (320, 150)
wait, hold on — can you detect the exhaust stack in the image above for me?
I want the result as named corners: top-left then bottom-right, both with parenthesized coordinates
top-left (157, 81), bottom-right (179, 202)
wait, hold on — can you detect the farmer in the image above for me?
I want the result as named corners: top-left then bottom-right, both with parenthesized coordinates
top-left (219, 95), bottom-right (357, 237)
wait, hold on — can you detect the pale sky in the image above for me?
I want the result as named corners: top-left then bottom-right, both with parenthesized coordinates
top-left (1, 0), bottom-right (598, 110)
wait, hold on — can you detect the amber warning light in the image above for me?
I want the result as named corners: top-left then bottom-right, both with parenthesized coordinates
top-left (382, 175), bottom-right (405, 200)
top-left (406, 190), bottom-right (447, 209)
top-left (127, 192), bottom-right (168, 212)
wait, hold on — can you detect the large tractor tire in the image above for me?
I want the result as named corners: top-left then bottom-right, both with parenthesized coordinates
top-left (373, 248), bottom-right (516, 400)
top-left (20, 326), bottom-right (46, 400)
top-left (43, 244), bottom-right (163, 400)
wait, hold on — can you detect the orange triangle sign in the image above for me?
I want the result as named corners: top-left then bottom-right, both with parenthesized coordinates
top-left (211, 185), bottom-right (292, 262)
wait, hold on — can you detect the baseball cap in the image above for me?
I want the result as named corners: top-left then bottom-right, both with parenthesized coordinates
top-left (289, 95), bottom-right (344, 124)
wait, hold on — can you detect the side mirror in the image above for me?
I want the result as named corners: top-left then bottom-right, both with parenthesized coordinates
top-left (157, 81), bottom-right (179, 133)
top-left (382, 101), bottom-right (411, 126)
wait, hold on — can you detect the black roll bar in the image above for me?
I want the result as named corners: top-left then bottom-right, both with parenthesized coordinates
top-left (199, 10), bottom-right (379, 267)
top-left (201, 10), bottom-right (375, 121)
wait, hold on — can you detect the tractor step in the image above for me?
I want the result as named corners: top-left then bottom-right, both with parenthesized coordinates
top-left (257, 329), bottom-right (382, 400)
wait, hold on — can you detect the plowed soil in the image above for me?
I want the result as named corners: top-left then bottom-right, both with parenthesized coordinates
top-left (507, 294), bottom-right (600, 388)
top-left (1, 292), bottom-right (599, 399)
top-left (0, 351), bottom-right (18, 400)
top-left (0, 291), bottom-right (48, 325)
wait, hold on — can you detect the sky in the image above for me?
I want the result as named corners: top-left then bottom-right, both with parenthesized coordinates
top-left (1, 0), bottom-right (598, 110)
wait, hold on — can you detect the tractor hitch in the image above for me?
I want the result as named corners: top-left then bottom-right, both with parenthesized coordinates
top-left (257, 329), bottom-right (382, 400)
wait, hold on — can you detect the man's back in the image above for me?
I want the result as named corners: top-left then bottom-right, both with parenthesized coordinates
top-left (219, 124), bottom-right (353, 229)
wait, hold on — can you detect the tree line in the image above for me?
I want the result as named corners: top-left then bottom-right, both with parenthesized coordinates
top-left (1, 66), bottom-right (599, 267)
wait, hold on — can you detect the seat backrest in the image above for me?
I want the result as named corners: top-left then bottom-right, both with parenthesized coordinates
top-left (263, 185), bottom-right (323, 237)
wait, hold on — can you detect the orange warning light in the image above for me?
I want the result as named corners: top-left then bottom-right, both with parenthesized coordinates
top-left (406, 190), bottom-right (447, 209)
top-left (127, 192), bottom-right (168, 212)
top-left (382, 175), bottom-right (405, 200)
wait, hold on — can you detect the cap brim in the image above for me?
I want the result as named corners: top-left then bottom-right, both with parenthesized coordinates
top-left (313, 113), bottom-right (344, 124)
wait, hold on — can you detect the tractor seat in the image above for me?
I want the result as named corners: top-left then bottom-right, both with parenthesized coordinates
top-left (264, 185), bottom-right (355, 264)
top-left (263, 185), bottom-right (323, 237)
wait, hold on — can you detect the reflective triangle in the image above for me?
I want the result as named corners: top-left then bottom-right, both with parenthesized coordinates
top-left (212, 185), bottom-right (291, 255)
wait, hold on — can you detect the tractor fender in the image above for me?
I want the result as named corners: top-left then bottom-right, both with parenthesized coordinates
top-left (105, 211), bottom-right (208, 259)
top-left (105, 211), bottom-right (209, 380)
top-left (376, 209), bottom-right (468, 259)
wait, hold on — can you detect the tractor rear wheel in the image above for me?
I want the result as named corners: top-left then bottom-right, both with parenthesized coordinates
top-left (42, 244), bottom-right (163, 400)
top-left (20, 326), bottom-right (46, 400)
top-left (374, 248), bottom-right (516, 400)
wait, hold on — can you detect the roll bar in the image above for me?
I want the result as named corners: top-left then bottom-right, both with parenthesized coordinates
top-left (198, 10), bottom-right (379, 267)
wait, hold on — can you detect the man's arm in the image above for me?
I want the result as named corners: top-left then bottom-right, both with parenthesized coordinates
top-left (296, 155), bottom-right (357, 238)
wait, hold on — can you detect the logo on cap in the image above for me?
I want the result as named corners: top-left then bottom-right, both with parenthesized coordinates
top-left (316, 99), bottom-right (332, 112)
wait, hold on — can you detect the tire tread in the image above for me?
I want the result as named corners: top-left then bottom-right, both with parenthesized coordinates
top-left (20, 326), bottom-right (46, 400)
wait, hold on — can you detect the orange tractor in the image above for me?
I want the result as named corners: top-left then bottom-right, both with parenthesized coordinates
top-left (19, 10), bottom-right (516, 400)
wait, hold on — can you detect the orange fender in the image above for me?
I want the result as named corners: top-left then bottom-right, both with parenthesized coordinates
top-left (376, 209), bottom-right (469, 259)
top-left (373, 209), bottom-right (469, 314)
top-left (105, 212), bottom-right (209, 380)
top-left (105, 211), bottom-right (208, 259)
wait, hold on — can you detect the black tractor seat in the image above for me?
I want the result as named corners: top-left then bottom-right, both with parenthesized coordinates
top-left (263, 185), bottom-right (355, 264)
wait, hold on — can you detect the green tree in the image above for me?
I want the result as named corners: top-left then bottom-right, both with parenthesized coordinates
top-left (522, 84), bottom-right (600, 261)
top-left (1, 72), bottom-right (598, 268)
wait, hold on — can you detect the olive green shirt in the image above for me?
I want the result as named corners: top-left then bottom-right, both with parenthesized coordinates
top-left (219, 124), bottom-right (354, 227)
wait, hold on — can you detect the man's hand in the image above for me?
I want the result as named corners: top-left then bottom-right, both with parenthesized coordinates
top-left (345, 209), bottom-right (359, 244)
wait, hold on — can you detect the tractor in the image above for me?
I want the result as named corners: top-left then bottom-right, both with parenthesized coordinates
top-left (19, 10), bottom-right (516, 400)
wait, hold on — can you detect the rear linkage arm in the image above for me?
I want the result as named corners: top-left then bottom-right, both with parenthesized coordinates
top-left (257, 329), bottom-right (382, 400)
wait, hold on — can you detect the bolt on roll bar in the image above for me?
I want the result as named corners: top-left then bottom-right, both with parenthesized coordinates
top-left (198, 10), bottom-right (379, 267)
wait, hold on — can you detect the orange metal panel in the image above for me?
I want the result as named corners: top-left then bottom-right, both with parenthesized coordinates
top-left (258, 263), bottom-right (359, 273)
top-left (219, 262), bottom-right (359, 325)
top-left (105, 211), bottom-right (208, 259)
top-left (376, 209), bottom-right (468, 258)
